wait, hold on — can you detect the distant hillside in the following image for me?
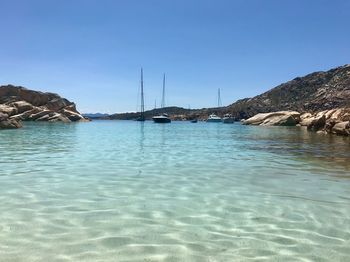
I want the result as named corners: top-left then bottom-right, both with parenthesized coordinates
top-left (83, 113), bottom-right (109, 119)
top-left (110, 107), bottom-right (196, 120)
top-left (109, 106), bottom-right (229, 121)
top-left (226, 64), bottom-right (350, 119)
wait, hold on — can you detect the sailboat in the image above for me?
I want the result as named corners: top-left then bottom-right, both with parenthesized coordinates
top-left (207, 88), bottom-right (222, 122)
top-left (152, 74), bottom-right (171, 123)
top-left (136, 68), bottom-right (145, 121)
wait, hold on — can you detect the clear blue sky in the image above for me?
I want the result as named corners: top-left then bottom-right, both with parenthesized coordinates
top-left (0, 0), bottom-right (349, 113)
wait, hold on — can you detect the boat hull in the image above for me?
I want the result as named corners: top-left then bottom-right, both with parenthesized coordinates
top-left (223, 118), bottom-right (234, 123)
top-left (207, 118), bottom-right (222, 123)
top-left (152, 117), bottom-right (171, 123)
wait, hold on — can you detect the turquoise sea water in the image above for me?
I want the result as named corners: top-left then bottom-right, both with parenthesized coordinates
top-left (0, 121), bottom-right (350, 262)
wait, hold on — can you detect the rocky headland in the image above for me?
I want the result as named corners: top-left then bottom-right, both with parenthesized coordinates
top-left (0, 85), bottom-right (87, 129)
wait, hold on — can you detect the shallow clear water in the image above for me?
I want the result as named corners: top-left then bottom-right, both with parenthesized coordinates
top-left (0, 121), bottom-right (350, 261)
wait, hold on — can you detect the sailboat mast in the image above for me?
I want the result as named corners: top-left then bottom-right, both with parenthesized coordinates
top-left (218, 88), bottom-right (222, 107)
top-left (161, 74), bottom-right (165, 108)
top-left (140, 68), bottom-right (145, 119)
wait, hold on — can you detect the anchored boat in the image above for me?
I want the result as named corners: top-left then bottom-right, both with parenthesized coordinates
top-left (207, 114), bottom-right (222, 122)
top-left (207, 88), bottom-right (222, 122)
top-left (153, 74), bottom-right (171, 123)
top-left (152, 113), bottom-right (171, 123)
top-left (223, 113), bottom-right (234, 123)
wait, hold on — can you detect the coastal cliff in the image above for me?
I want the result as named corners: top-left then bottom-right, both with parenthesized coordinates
top-left (0, 85), bottom-right (87, 128)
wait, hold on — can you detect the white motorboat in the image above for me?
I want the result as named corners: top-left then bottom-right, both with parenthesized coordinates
top-left (222, 113), bottom-right (234, 123)
top-left (207, 114), bottom-right (222, 122)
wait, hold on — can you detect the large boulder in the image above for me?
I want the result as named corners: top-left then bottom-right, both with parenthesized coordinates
top-left (241, 108), bottom-right (350, 137)
top-left (299, 108), bottom-right (350, 135)
top-left (300, 112), bottom-right (312, 120)
top-left (10, 107), bottom-right (41, 121)
top-left (330, 108), bottom-right (348, 121)
top-left (261, 114), bottom-right (299, 126)
top-left (324, 119), bottom-right (338, 133)
top-left (64, 103), bottom-right (79, 113)
top-left (47, 113), bottom-right (71, 123)
top-left (299, 112), bottom-right (316, 126)
top-left (332, 121), bottom-right (350, 136)
top-left (243, 111), bottom-right (300, 126)
top-left (0, 112), bottom-right (8, 121)
top-left (300, 111), bottom-right (329, 127)
top-left (10, 101), bottom-right (34, 114)
top-left (36, 112), bottom-right (56, 121)
top-left (0, 113), bottom-right (22, 129)
top-left (300, 117), bottom-right (313, 126)
top-left (61, 109), bottom-right (85, 121)
top-left (307, 115), bottom-right (326, 131)
top-left (46, 98), bottom-right (71, 112)
top-left (0, 104), bottom-right (17, 116)
top-left (29, 109), bottom-right (52, 120)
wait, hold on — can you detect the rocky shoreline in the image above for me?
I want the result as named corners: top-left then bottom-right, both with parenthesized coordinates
top-left (1, 64), bottom-right (349, 136)
top-left (243, 108), bottom-right (350, 136)
top-left (0, 85), bottom-right (87, 129)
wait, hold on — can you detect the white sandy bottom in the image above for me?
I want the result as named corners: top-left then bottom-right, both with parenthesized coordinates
top-left (0, 122), bottom-right (349, 261)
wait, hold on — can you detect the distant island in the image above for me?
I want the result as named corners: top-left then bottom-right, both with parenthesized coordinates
top-left (0, 64), bottom-right (349, 135)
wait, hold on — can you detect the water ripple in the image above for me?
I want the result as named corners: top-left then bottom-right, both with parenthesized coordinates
top-left (0, 121), bottom-right (349, 261)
